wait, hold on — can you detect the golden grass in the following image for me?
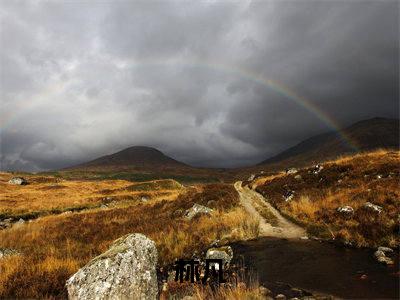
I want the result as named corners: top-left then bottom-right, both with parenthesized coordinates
top-left (255, 150), bottom-right (400, 247)
top-left (0, 182), bottom-right (258, 298)
top-left (0, 173), bottom-right (182, 218)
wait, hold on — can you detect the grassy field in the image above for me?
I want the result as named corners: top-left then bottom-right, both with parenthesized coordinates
top-left (0, 176), bottom-right (259, 298)
top-left (0, 173), bottom-right (182, 219)
top-left (254, 150), bottom-right (400, 247)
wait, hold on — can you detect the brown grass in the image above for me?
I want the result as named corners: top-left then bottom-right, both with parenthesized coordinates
top-left (255, 150), bottom-right (400, 247)
top-left (0, 181), bottom-right (258, 298)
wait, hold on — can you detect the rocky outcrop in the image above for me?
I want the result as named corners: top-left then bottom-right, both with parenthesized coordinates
top-left (66, 233), bottom-right (158, 300)
top-left (8, 177), bottom-right (27, 185)
top-left (184, 204), bottom-right (213, 220)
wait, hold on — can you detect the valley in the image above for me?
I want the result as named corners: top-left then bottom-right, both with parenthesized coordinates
top-left (0, 119), bottom-right (399, 299)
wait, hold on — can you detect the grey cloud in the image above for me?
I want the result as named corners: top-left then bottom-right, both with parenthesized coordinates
top-left (0, 0), bottom-right (398, 171)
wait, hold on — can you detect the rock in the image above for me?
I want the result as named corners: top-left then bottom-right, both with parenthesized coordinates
top-left (275, 294), bottom-right (286, 300)
top-left (286, 168), bottom-right (298, 174)
top-left (259, 285), bottom-right (272, 297)
top-left (377, 246), bottom-right (393, 254)
top-left (248, 174), bottom-right (256, 181)
top-left (363, 202), bottom-right (383, 214)
top-left (0, 218), bottom-right (13, 229)
top-left (206, 246), bottom-right (233, 267)
top-left (66, 233), bottom-right (158, 300)
top-left (141, 196), bottom-right (149, 202)
top-left (15, 218), bottom-right (25, 225)
top-left (290, 288), bottom-right (304, 297)
top-left (8, 177), bottom-right (27, 185)
top-left (337, 206), bottom-right (354, 215)
top-left (374, 250), bottom-right (394, 265)
top-left (294, 175), bottom-right (302, 180)
top-left (0, 248), bottom-right (20, 259)
top-left (184, 204), bottom-right (213, 220)
top-left (283, 190), bottom-right (295, 202)
top-left (100, 204), bottom-right (108, 209)
top-left (312, 164), bottom-right (323, 175)
top-left (376, 174), bottom-right (382, 179)
top-left (300, 236), bottom-right (309, 240)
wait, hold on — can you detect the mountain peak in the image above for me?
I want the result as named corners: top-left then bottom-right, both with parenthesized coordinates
top-left (67, 145), bottom-right (189, 171)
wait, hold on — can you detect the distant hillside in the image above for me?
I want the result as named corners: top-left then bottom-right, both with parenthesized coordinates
top-left (257, 118), bottom-right (399, 170)
top-left (66, 146), bottom-right (190, 172)
top-left (62, 146), bottom-right (234, 183)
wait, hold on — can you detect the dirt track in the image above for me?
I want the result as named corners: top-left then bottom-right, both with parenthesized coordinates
top-left (234, 181), bottom-right (306, 239)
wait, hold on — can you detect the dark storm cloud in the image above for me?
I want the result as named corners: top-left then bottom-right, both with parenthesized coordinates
top-left (0, 0), bottom-right (398, 171)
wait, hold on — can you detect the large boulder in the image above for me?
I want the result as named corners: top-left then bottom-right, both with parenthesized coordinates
top-left (66, 233), bottom-right (158, 300)
top-left (8, 177), bottom-right (27, 185)
top-left (184, 204), bottom-right (213, 220)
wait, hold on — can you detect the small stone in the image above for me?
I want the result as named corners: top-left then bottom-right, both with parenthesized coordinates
top-left (337, 206), bottom-right (354, 215)
top-left (248, 174), bottom-right (256, 181)
top-left (377, 246), bottom-right (393, 254)
top-left (286, 168), bottom-right (298, 174)
top-left (294, 175), bottom-right (302, 180)
top-left (363, 202), bottom-right (383, 214)
top-left (374, 250), bottom-right (394, 265)
top-left (184, 204), bottom-right (213, 220)
top-left (275, 294), bottom-right (286, 300)
top-left (206, 246), bottom-right (233, 267)
top-left (8, 177), bottom-right (28, 185)
top-left (259, 285), bottom-right (272, 297)
top-left (0, 248), bottom-right (20, 259)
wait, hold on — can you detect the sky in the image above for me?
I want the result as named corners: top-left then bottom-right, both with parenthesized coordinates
top-left (0, 0), bottom-right (399, 171)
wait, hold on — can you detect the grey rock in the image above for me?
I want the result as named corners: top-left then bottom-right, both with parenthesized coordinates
top-left (66, 233), bottom-right (158, 300)
top-left (363, 202), bottom-right (383, 214)
top-left (206, 246), bottom-right (233, 267)
top-left (248, 174), bottom-right (256, 181)
top-left (377, 246), bottom-right (393, 254)
top-left (8, 177), bottom-right (27, 185)
top-left (0, 248), bottom-right (20, 259)
top-left (141, 196), bottom-right (149, 202)
top-left (294, 175), bottom-right (302, 180)
top-left (337, 206), bottom-right (354, 215)
top-left (275, 294), bottom-right (286, 300)
top-left (374, 250), bottom-right (394, 265)
top-left (259, 285), bottom-right (272, 297)
top-left (286, 168), bottom-right (298, 174)
top-left (184, 204), bottom-right (213, 220)
top-left (0, 218), bottom-right (13, 229)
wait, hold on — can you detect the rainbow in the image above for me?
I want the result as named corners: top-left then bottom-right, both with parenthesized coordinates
top-left (0, 58), bottom-right (359, 151)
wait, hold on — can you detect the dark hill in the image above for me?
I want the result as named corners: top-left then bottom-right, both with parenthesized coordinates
top-left (67, 146), bottom-right (190, 172)
top-left (257, 117), bottom-right (399, 169)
